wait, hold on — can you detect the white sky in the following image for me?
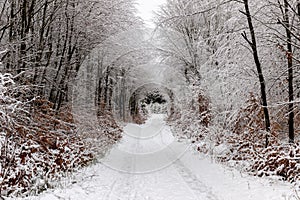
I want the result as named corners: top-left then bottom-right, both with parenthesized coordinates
top-left (136, 0), bottom-right (166, 27)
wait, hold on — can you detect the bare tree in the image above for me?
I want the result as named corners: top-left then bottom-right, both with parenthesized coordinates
top-left (283, 0), bottom-right (295, 143)
top-left (241, 0), bottom-right (271, 147)
top-left (0, 0), bottom-right (139, 110)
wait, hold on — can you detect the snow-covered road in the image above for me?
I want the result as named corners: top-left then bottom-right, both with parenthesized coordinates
top-left (21, 114), bottom-right (296, 200)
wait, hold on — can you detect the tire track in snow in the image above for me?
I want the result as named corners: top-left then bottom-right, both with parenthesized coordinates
top-left (104, 115), bottom-right (219, 200)
top-left (173, 160), bottom-right (219, 200)
top-left (104, 129), bottom-right (142, 200)
top-left (103, 151), bottom-right (136, 200)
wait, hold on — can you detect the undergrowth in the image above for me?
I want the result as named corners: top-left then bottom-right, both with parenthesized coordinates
top-left (169, 91), bottom-right (300, 187)
top-left (0, 73), bottom-right (122, 197)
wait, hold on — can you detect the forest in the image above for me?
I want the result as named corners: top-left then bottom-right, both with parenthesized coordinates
top-left (0, 0), bottom-right (299, 198)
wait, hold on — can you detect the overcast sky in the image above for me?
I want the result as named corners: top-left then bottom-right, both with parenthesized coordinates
top-left (136, 0), bottom-right (166, 27)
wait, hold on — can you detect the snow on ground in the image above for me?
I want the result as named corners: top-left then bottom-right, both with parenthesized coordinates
top-left (13, 114), bottom-right (297, 200)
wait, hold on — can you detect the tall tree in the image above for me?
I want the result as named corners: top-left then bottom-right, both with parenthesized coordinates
top-left (283, 0), bottom-right (295, 143)
top-left (241, 0), bottom-right (271, 147)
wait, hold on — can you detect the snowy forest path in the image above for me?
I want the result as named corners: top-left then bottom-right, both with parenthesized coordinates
top-left (100, 114), bottom-right (214, 200)
top-left (20, 114), bottom-right (294, 200)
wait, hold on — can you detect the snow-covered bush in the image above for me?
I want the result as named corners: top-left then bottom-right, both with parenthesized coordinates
top-left (168, 85), bottom-right (211, 141)
top-left (169, 85), bottom-right (300, 186)
top-left (0, 72), bottom-right (33, 196)
top-left (203, 95), bottom-right (300, 186)
top-left (0, 73), bottom-right (122, 197)
top-left (0, 73), bottom-right (30, 132)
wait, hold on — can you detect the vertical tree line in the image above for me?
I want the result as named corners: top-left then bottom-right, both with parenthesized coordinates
top-left (156, 0), bottom-right (300, 144)
top-left (0, 0), bottom-right (138, 110)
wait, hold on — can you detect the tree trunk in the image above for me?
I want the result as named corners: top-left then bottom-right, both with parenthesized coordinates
top-left (242, 0), bottom-right (271, 147)
top-left (283, 0), bottom-right (295, 143)
top-left (103, 66), bottom-right (111, 110)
